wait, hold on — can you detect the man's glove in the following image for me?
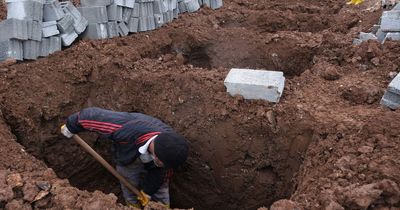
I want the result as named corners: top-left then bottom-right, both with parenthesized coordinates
top-left (347, 0), bottom-right (364, 5)
top-left (60, 124), bottom-right (74, 138)
top-left (137, 190), bottom-right (150, 207)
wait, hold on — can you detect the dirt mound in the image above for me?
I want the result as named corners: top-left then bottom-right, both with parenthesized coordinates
top-left (0, 0), bottom-right (399, 209)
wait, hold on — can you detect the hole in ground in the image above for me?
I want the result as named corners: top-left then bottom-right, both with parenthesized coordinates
top-left (1, 65), bottom-right (316, 209)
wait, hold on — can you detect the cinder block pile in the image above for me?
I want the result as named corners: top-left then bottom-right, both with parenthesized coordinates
top-left (0, 0), bottom-right (87, 61)
top-left (354, 3), bottom-right (400, 44)
top-left (381, 73), bottom-right (400, 109)
top-left (224, 68), bottom-right (285, 103)
top-left (0, 0), bottom-right (224, 62)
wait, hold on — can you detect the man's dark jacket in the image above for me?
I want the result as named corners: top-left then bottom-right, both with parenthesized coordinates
top-left (66, 107), bottom-right (174, 195)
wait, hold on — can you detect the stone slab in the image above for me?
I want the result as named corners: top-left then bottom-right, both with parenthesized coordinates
top-left (0, 19), bottom-right (29, 41)
top-left (7, 0), bottom-right (44, 21)
top-left (0, 39), bottom-right (23, 61)
top-left (23, 40), bottom-right (41, 60)
top-left (78, 6), bottom-right (108, 23)
top-left (224, 68), bottom-right (285, 102)
top-left (381, 11), bottom-right (400, 32)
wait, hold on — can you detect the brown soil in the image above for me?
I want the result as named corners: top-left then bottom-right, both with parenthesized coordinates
top-left (0, 0), bottom-right (400, 210)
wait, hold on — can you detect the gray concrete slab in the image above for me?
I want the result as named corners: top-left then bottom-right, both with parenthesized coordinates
top-left (132, 3), bottom-right (140, 17)
top-left (81, 0), bottom-right (113, 7)
top-left (42, 21), bottom-right (60, 37)
top-left (210, 0), bottom-right (222, 9)
top-left (27, 21), bottom-right (43, 41)
top-left (107, 22), bottom-right (119, 38)
top-left (60, 1), bottom-right (88, 34)
top-left (381, 90), bottom-right (400, 109)
top-left (23, 40), bottom-right (41, 60)
top-left (118, 22), bottom-right (129, 36)
top-left (114, 0), bottom-right (135, 8)
top-left (376, 29), bottom-right (387, 42)
top-left (107, 3), bottom-right (123, 21)
top-left (0, 39), bottom-right (23, 61)
top-left (43, 0), bottom-right (65, 21)
top-left (127, 17), bottom-right (139, 32)
top-left (39, 38), bottom-right (50, 57)
top-left (49, 35), bottom-right (62, 54)
top-left (7, 0), bottom-right (44, 21)
top-left (381, 11), bottom-right (400, 32)
top-left (224, 68), bottom-right (285, 102)
top-left (0, 19), bottom-right (29, 41)
top-left (57, 14), bottom-right (75, 34)
top-left (82, 23), bottom-right (108, 39)
top-left (60, 30), bottom-right (78, 46)
top-left (122, 7), bottom-right (133, 23)
top-left (78, 6), bottom-right (108, 23)
top-left (184, 0), bottom-right (199, 12)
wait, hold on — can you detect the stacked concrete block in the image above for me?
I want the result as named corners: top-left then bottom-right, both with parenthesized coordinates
top-left (6, 0), bottom-right (44, 21)
top-left (108, 3), bottom-right (124, 21)
top-left (197, 0), bottom-right (222, 9)
top-left (0, 39), bottom-right (24, 61)
top-left (107, 22), bottom-right (119, 38)
top-left (115, 0), bottom-right (135, 8)
top-left (179, 0), bottom-right (199, 13)
top-left (78, 6), bottom-right (109, 23)
top-left (80, 0), bottom-right (113, 7)
top-left (224, 68), bottom-right (286, 103)
top-left (27, 20), bottom-right (43, 41)
top-left (118, 22), bottom-right (130, 36)
top-left (0, 19), bottom-right (30, 41)
top-left (23, 40), bottom-right (41, 60)
top-left (355, 3), bottom-right (400, 44)
top-left (84, 23), bottom-right (109, 39)
top-left (381, 73), bottom-right (400, 109)
top-left (42, 21), bottom-right (59, 37)
top-left (39, 36), bottom-right (62, 56)
top-left (60, 1), bottom-right (88, 34)
top-left (43, 0), bottom-right (65, 21)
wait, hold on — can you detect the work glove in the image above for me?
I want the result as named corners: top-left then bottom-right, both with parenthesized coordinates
top-left (346, 0), bottom-right (364, 5)
top-left (137, 190), bottom-right (150, 207)
top-left (60, 124), bottom-right (74, 138)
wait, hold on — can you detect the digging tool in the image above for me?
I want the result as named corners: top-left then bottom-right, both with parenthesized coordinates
top-left (71, 134), bottom-right (149, 206)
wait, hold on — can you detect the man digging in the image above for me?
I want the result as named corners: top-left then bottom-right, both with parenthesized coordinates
top-left (60, 107), bottom-right (189, 208)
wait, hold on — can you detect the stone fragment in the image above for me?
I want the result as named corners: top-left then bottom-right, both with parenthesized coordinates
top-left (224, 68), bottom-right (285, 102)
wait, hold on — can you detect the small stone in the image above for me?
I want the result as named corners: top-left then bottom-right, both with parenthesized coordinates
top-left (7, 173), bottom-right (23, 188)
top-left (371, 57), bottom-right (380, 66)
top-left (358, 146), bottom-right (374, 153)
top-left (389, 71), bottom-right (397, 79)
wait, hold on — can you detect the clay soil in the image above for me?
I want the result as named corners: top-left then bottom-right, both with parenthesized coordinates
top-left (0, 0), bottom-right (400, 209)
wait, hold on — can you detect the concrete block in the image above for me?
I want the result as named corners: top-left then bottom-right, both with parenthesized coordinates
top-left (60, 30), bottom-right (78, 46)
top-left (118, 22), bottom-right (129, 36)
top-left (359, 32), bottom-right (377, 41)
top-left (154, 14), bottom-right (164, 28)
top-left (39, 38), bottom-right (50, 57)
top-left (78, 6), bottom-right (108, 23)
top-left (7, 0), bottom-right (44, 21)
top-left (381, 90), bottom-right (400, 109)
top-left (392, 3), bottom-right (400, 10)
top-left (83, 23), bottom-right (108, 39)
top-left (184, 0), bottom-right (199, 12)
top-left (74, 17), bottom-right (89, 34)
top-left (107, 22), bottom-right (119, 38)
top-left (127, 17), bottom-right (139, 32)
top-left (43, 0), bottom-right (64, 21)
top-left (57, 14), bottom-right (75, 34)
top-left (139, 2), bottom-right (154, 16)
top-left (132, 3), bottom-right (140, 17)
top-left (42, 21), bottom-right (60, 37)
top-left (153, 0), bottom-right (163, 14)
top-left (27, 21), bottom-right (42, 41)
top-left (107, 4), bottom-right (123, 21)
top-left (201, 0), bottom-right (211, 7)
top-left (60, 1), bottom-right (88, 34)
top-left (49, 36), bottom-right (62, 54)
top-left (178, 1), bottom-right (187, 13)
top-left (0, 39), bottom-right (23, 61)
top-left (173, 8), bottom-right (179, 18)
top-left (381, 11), bottom-right (400, 32)
top-left (210, 0), bottom-right (222, 9)
top-left (0, 19), bottom-right (29, 41)
top-left (376, 29), bottom-right (387, 42)
top-left (224, 68), bottom-right (285, 102)
top-left (23, 40), bottom-right (41, 60)
top-left (138, 16), bottom-right (155, 31)
top-left (114, 0), bottom-right (135, 8)
top-left (384, 32), bottom-right (400, 42)
top-left (122, 7), bottom-right (133, 22)
top-left (80, 0), bottom-right (113, 7)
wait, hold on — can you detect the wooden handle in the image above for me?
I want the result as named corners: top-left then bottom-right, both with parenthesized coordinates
top-left (72, 134), bottom-right (141, 197)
